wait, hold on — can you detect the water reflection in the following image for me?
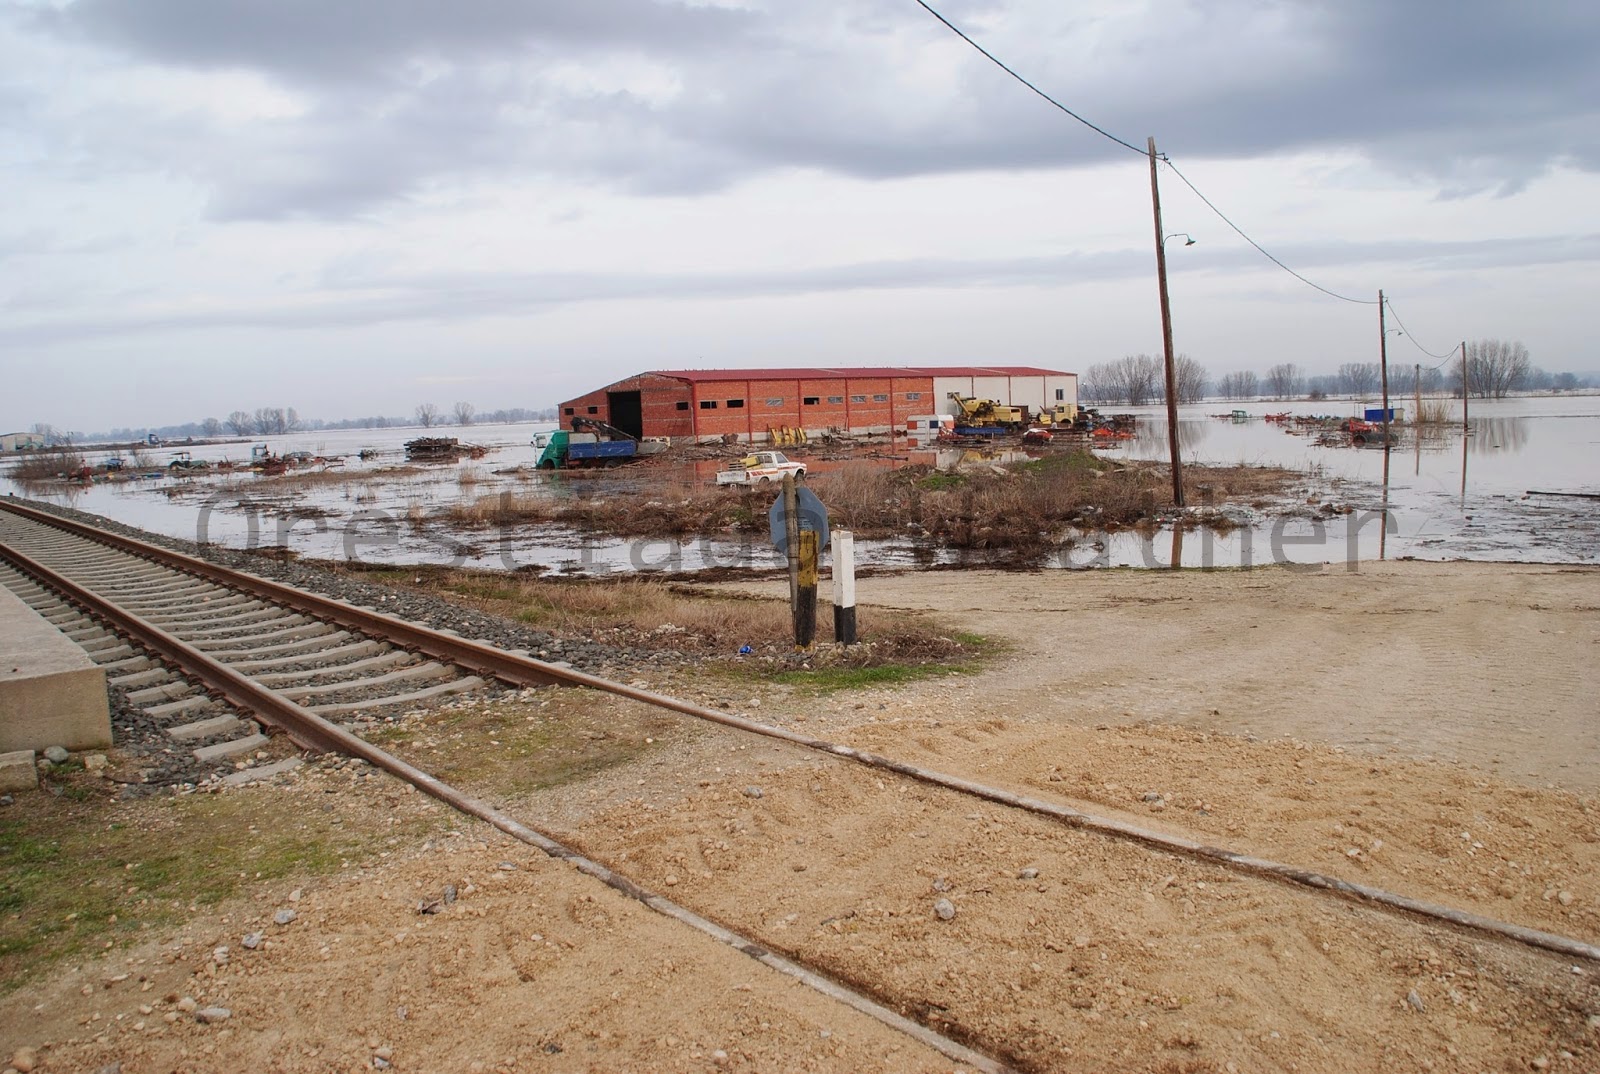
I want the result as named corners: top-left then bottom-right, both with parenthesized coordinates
top-left (1468, 416), bottom-right (1529, 454)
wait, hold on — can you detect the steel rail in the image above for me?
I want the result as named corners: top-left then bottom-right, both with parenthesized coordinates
top-left (0, 528), bottom-right (1012, 1074)
top-left (5, 497), bottom-right (1599, 969)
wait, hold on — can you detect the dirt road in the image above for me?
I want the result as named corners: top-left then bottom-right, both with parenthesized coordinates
top-left (6, 560), bottom-right (1599, 1074)
top-left (763, 559), bottom-right (1600, 791)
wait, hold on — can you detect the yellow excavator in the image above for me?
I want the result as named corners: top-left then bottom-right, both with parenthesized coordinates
top-left (948, 392), bottom-right (1027, 427)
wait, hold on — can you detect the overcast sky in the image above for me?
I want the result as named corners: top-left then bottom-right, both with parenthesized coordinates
top-left (3, 0), bottom-right (1597, 434)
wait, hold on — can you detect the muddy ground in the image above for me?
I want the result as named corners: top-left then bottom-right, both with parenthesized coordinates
top-left (3, 560), bottom-right (1599, 1073)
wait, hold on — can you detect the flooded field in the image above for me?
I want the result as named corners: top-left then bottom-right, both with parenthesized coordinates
top-left (4, 397), bottom-right (1596, 573)
top-left (1116, 394), bottom-right (1600, 566)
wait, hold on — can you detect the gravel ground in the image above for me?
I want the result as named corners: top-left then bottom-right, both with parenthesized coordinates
top-left (6, 496), bottom-right (676, 676)
top-left (6, 495), bottom-right (701, 793)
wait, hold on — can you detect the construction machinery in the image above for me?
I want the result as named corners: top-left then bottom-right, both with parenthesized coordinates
top-left (947, 393), bottom-right (1027, 428)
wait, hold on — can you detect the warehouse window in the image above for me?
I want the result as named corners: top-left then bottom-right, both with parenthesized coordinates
top-left (872, 393), bottom-right (888, 402)
top-left (803, 396), bottom-right (820, 406)
top-left (1055, 388), bottom-right (1065, 401)
top-left (850, 394), bottom-right (867, 404)
top-left (905, 392), bottom-right (922, 401)
top-left (563, 407), bottom-right (575, 416)
top-left (828, 395), bottom-right (844, 404)
top-left (676, 401), bottom-right (689, 411)
top-left (766, 398), bottom-right (784, 407)
top-left (700, 400), bottom-right (718, 410)
top-left (726, 398), bottom-right (745, 408)
top-left (587, 406), bottom-right (598, 414)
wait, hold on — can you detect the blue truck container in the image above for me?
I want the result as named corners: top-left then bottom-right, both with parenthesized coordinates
top-left (566, 440), bottom-right (636, 466)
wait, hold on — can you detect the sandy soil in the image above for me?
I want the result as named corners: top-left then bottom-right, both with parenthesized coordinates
top-left (5, 560), bottom-right (1600, 1074)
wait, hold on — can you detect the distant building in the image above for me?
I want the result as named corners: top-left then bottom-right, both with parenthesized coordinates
top-left (0, 432), bottom-right (45, 452)
top-left (556, 366), bottom-right (1077, 443)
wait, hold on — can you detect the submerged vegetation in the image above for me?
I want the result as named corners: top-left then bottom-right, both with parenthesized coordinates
top-left (440, 451), bottom-right (1293, 553)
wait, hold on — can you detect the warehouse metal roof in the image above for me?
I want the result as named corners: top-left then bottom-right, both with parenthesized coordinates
top-left (649, 366), bottom-right (1071, 382)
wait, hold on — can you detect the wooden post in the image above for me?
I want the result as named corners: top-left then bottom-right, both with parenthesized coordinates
top-left (832, 529), bottom-right (857, 644)
top-left (1461, 341), bottom-right (1469, 434)
top-left (796, 530), bottom-right (818, 650)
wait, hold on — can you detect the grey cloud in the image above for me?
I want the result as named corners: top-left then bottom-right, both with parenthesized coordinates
top-left (4, 230), bottom-right (1593, 348)
top-left (44, 0), bottom-right (751, 81)
top-left (13, 0), bottom-right (1600, 216)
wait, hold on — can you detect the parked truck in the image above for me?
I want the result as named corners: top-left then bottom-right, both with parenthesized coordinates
top-left (535, 430), bottom-right (638, 468)
top-left (715, 451), bottom-right (806, 485)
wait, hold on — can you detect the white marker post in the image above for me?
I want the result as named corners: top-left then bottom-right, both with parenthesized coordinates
top-left (832, 529), bottom-right (857, 645)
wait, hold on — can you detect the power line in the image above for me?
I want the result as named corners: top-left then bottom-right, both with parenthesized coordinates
top-left (1163, 161), bottom-right (1378, 305)
top-left (908, 0), bottom-right (1380, 308)
top-left (1382, 297), bottom-right (1459, 364)
top-left (909, 0), bottom-right (1145, 156)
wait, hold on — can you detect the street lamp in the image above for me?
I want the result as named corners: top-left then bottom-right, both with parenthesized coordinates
top-left (1165, 233), bottom-right (1196, 247)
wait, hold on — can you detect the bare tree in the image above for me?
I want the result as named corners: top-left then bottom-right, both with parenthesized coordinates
top-left (1455, 339), bottom-right (1532, 398)
top-left (201, 417), bottom-right (223, 438)
top-left (284, 407), bottom-right (302, 433)
top-left (1337, 362), bottom-right (1381, 397)
top-left (226, 410), bottom-right (253, 436)
top-left (452, 401), bottom-right (475, 426)
top-left (1265, 363), bottom-right (1304, 400)
top-left (1216, 371), bottom-right (1260, 400)
top-left (1091, 354), bottom-right (1163, 406)
top-left (253, 407), bottom-right (288, 435)
top-left (415, 403), bottom-right (440, 428)
top-left (1078, 362), bottom-right (1114, 404)
top-left (1172, 354), bottom-right (1209, 404)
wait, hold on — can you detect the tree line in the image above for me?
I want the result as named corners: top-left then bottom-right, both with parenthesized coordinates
top-left (54, 405), bottom-right (556, 445)
top-left (1083, 339), bottom-right (1589, 404)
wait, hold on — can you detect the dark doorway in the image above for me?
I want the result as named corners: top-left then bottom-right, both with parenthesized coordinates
top-left (607, 391), bottom-right (643, 439)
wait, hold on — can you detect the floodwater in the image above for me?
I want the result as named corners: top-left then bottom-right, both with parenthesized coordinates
top-left (3, 399), bottom-right (1596, 574)
top-left (1111, 394), bottom-right (1600, 567)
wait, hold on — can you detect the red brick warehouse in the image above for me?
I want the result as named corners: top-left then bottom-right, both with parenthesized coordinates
top-left (556, 366), bottom-right (1078, 443)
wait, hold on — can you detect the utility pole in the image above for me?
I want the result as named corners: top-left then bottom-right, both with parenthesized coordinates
top-left (1377, 290), bottom-right (1391, 449)
top-left (1148, 136), bottom-right (1184, 508)
top-left (1460, 341), bottom-right (1469, 434)
top-left (1414, 362), bottom-right (1422, 476)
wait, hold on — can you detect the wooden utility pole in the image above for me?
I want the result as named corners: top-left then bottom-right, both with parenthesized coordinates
top-left (1460, 341), bottom-right (1469, 434)
top-left (1147, 136), bottom-right (1184, 508)
top-left (782, 473), bottom-right (802, 643)
top-left (782, 473), bottom-right (817, 649)
top-left (1414, 362), bottom-right (1423, 475)
top-left (1378, 289), bottom-right (1391, 449)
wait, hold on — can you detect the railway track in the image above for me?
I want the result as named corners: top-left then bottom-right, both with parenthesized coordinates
top-left (0, 505), bottom-right (506, 781)
top-left (3, 498), bottom-right (1597, 1071)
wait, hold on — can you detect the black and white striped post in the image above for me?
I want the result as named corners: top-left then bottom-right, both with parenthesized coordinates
top-left (832, 529), bottom-right (857, 645)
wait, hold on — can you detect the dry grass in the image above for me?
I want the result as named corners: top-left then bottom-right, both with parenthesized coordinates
top-left (439, 453), bottom-right (1294, 553)
top-left (5, 448), bottom-right (86, 481)
top-left (348, 566), bottom-right (982, 665)
top-left (1415, 398), bottom-right (1458, 425)
top-left (810, 454), bottom-right (1293, 550)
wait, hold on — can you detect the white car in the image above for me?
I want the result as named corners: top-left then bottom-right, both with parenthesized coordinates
top-left (715, 451), bottom-right (807, 485)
